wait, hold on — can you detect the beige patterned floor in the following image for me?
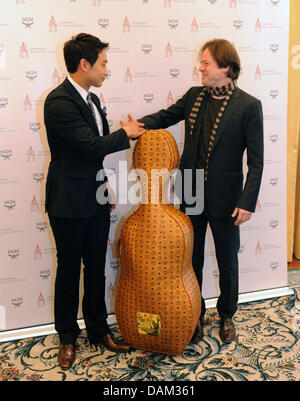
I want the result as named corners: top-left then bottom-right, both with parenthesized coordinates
top-left (0, 284), bottom-right (299, 381)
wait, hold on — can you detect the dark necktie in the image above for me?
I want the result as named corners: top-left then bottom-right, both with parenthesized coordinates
top-left (86, 92), bottom-right (97, 122)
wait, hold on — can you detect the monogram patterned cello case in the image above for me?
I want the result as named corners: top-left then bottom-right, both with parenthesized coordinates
top-left (115, 129), bottom-right (201, 355)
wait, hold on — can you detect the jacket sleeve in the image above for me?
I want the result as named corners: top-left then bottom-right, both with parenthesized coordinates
top-left (44, 96), bottom-right (130, 162)
top-left (237, 100), bottom-right (264, 212)
top-left (138, 87), bottom-right (193, 129)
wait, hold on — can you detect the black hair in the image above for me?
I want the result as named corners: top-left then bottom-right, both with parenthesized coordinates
top-left (63, 33), bottom-right (109, 73)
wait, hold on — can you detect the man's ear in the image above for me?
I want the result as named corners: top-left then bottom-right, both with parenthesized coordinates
top-left (79, 58), bottom-right (90, 73)
top-left (223, 65), bottom-right (230, 77)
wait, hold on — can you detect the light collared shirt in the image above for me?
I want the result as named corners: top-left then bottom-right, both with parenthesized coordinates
top-left (67, 75), bottom-right (103, 136)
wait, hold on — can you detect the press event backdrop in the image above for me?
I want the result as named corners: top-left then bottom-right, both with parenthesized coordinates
top-left (0, 0), bottom-right (291, 339)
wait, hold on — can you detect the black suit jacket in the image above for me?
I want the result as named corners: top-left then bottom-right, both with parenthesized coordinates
top-left (44, 78), bottom-right (130, 218)
top-left (139, 86), bottom-right (264, 217)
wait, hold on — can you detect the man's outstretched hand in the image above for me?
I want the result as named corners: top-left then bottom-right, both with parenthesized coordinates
top-left (120, 114), bottom-right (145, 139)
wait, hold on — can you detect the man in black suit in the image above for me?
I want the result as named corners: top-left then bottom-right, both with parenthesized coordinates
top-left (138, 39), bottom-right (264, 344)
top-left (44, 33), bottom-right (144, 369)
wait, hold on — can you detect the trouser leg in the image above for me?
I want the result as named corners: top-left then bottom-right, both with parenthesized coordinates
top-left (49, 215), bottom-right (85, 345)
top-left (82, 206), bottom-right (111, 341)
top-left (208, 212), bottom-right (240, 319)
top-left (189, 212), bottom-right (208, 318)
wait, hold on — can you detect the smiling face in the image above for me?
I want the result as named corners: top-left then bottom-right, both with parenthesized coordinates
top-left (199, 48), bottom-right (231, 88)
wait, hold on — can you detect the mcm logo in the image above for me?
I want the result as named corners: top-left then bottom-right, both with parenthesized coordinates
top-left (12, 297), bottom-right (23, 308)
top-left (98, 18), bottom-right (109, 29)
top-left (270, 0), bottom-right (280, 5)
top-left (98, 93), bottom-right (106, 110)
top-left (270, 261), bottom-right (279, 270)
top-left (254, 18), bottom-right (262, 33)
top-left (167, 91), bottom-right (174, 107)
top-left (124, 67), bottom-right (133, 83)
top-left (142, 44), bottom-right (152, 54)
top-left (0, 97), bottom-right (8, 108)
top-left (49, 16), bottom-right (57, 32)
top-left (20, 42), bottom-right (28, 58)
top-left (8, 249), bottom-right (20, 260)
top-left (270, 89), bottom-right (279, 99)
top-left (169, 68), bottom-right (180, 78)
top-left (192, 66), bottom-right (200, 81)
top-left (33, 173), bottom-right (44, 183)
top-left (164, 0), bottom-right (172, 6)
top-left (36, 222), bottom-right (47, 232)
top-left (31, 196), bottom-right (39, 212)
top-left (52, 68), bottom-right (60, 84)
top-left (37, 292), bottom-right (46, 308)
top-left (229, 0), bottom-right (237, 7)
top-left (270, 44), bottom-right (279, 53)
top-left (255, 241), bottom-right (262, 255)
top-left (26, 71), bottom-right (37, 82)
top-left (4, 200), bottom-right (16, 211)
top-left (29, 122), bottom-right (41, 133)
top-left (22, 17), bottom-right (34, 28)
top-left (165, 42), bottom-right (173, 58)
top-left (144, 94), bottom-right (154, 103)
top-left (34, 244), bottom-right (42, 260)
top-left (255, 200), bottom-right (262, 212)
top-left (255, 65), bottom-right (261, 80)
top-left (269, 219), bottom-right (279, 229)
top-left (108, 282), bottom-right (115, 298)
top-left (0, 149), bottom-right (12, 160)
top-left (269, 134), bottom-right (278, 144)
top-left (27, 146), bottom-right (36, 162)
top-left (233, 19), bottom-right (243, 29)
top-left (191, 17), bottom-right (198, 33)
top-left (270, 177), bottom-right (278, 187)
top-left (168, 19), bottom-right (178, 30)
top-left (123, 17), bottom-right (131, 32)
top-left (40, 269), bottom-right (51, 280)
top-left (23, 95), bottom-right (32, 111)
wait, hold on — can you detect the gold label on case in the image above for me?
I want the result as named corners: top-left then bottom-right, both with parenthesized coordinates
top-left (136, 312), bottom-right (161, 336)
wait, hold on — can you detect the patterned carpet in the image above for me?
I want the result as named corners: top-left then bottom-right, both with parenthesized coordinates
top-left (0, 276), bottom-right (299, 381)
top-left (288, 268), bottom-right (300, 288)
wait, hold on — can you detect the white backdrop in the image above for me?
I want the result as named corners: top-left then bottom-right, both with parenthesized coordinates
top-left (0, 0), bottom-right (290, 336)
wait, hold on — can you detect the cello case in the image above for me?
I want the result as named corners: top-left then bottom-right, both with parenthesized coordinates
top-left (115, 130), bottom-right (201, 355)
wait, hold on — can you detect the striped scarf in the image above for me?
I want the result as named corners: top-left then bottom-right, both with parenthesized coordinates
top-left (188, 81), bottom-right (236, 181)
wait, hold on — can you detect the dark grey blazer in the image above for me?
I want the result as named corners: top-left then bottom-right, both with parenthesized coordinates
top-left (44, 78), bottom-right (130, 218)
top-left (139, 86), bottom-right (264, 217)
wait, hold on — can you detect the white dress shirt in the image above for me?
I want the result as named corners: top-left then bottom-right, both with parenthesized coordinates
top-left (67, 76), bottom-right (103, 136)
